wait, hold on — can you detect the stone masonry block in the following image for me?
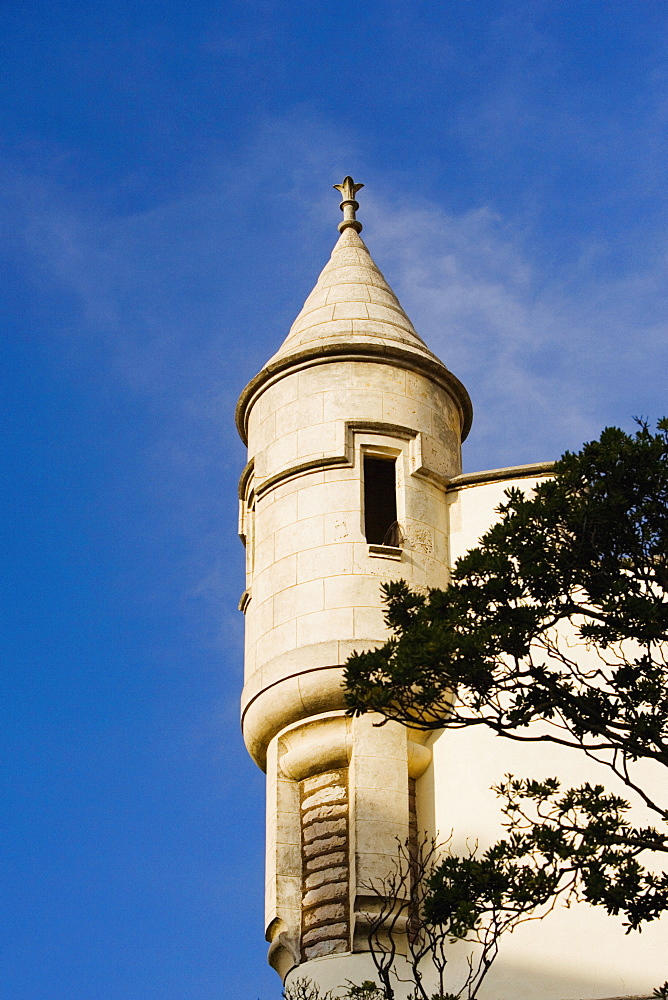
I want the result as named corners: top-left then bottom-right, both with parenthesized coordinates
top-left (251, 553), bottom-right (297, 607)
top-left (298, 363), bottom-right (353, 395)
top-left (302, 802), bottom-right (348, 826)
top-left (303, 817), bottom-right (347, 843)
top-left (297, 480), bottom-right (354, 521)
top-left (305, 866), bottom-right (348, 890)
top-left (302, 902), bottom-right (346, 927)
top-left (274, 394), bottom-right (324, 439)
top-left (302, 835), bottom-right (347, 857)
top-left (297, 607), bottom-right (354, 647)
top-left (324, 574), bottom-right (379, 611)
top-left (366, 285), bottom-right (403, 309)
top-left (274, 514), bottom-right (324, 561)
top-left (255, 491), bottom-right (298, 543)
top-left (352, 755), bottom-right (406, 793)
top-left (365, 302), bottom-right (408, 325)
top-left (292, 304), bottom-right (335, 330)
top-left (254, 618), bottom-right (297, 666)
top-left (302, 923), bottom-right (348, 946)
top-left (305, 851), bottom-right (347, 872)
top-left (294, 318), bottom-right (355, 342)
top-left (302, 770), bottom-right (346, 794)
top-left (326, 281), bottom-right (370, 304)
top-left (301, 784), bottom-right (347, 810)
top-left (352, 605), bottom-right (386, 640)
top-left (260, 371), bottom-right (299, 414)
top-left (303, 939), bottom-right (348, 960)
top-left (332, 301), bottom-right (369, 321)
top-left (322, 388), bottom-right (384, 424)
top-left (297, 543), bottom-right (353, 582)
top-left (273, 578), bottom-right (324, 627)
top-left (302, 881), bottom-right (347, 908)
top-left (263, 431), bottom-right (298, 476)
top-left (297, 422), bottom-right (338, 459)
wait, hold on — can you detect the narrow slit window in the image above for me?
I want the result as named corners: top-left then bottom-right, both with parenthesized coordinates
top-left (364, 456), bottom-right (398, 545)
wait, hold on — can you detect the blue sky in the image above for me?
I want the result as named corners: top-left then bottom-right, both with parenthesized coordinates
top-left (1, 3), bottom-right (667, 998)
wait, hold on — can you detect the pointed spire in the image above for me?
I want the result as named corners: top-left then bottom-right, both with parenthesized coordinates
top-left (236, 179), bottom-right (473, 446)
top-left (333, 176), bottom-right (364, 233)
top-left (273, 224), bottom-right (429, 358)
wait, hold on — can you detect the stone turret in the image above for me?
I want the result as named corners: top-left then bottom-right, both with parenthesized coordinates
top-left (236, 179), bottom-right (472, 988)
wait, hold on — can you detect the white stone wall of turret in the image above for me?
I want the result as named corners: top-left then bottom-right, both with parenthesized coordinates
top-left (239, 359), bottom-right (461, 768)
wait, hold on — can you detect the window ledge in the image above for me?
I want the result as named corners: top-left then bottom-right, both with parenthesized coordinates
top-left (368, 544), bottom-right (403, 560)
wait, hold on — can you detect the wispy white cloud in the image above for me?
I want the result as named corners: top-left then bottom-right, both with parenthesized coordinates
top-left (2, 108), bottom-right (666, 591)
top-left (361, 191), bottom-right (668, 470)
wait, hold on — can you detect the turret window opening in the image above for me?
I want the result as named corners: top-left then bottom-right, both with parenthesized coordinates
top-left (364, 456), bottom-right (399, 545)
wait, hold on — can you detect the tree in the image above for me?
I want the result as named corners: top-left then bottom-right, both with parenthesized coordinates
top-left (280, 809), bottom-right (668, 1000)
top-left (354, 834), bottom-right (579, 1000)
top-left (282, 832), bottom-right (592, 1000)
top-left (344, 421), bottom-right (668, 938)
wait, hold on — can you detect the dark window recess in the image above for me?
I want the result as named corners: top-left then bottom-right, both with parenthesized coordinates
top-left (364, 457), bottom-right (398, 545)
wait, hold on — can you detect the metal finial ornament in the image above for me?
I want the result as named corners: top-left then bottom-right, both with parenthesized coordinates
top-left (333, 176), bottom-right (364, 233)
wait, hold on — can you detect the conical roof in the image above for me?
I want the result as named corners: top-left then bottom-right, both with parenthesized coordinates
top-left (236, 190), bottom-right (472, 445)
top-left (269, 226), bottom-right (434, 361)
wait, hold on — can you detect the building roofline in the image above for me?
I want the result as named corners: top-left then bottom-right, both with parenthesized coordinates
top-left (447, 460), bottom-right (555, 491)
top-left (235, 341), bottom-right (473, 445)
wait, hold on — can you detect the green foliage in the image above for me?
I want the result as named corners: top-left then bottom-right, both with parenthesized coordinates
top-left (282, 977), bottom-right (335, 1000)
top-left (281, 977), bottom-right (460, 1000)
top-left (340, 983), bottom-right (385, 999)
top-left (344, 420), bottom-right (668, 988)
top-left (345, 420), bottom-right (668, 816)
top-left (426, 776), bottom-right (668, 934)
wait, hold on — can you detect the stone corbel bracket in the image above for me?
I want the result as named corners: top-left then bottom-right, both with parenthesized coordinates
top-left (279, 712), bottom-right (354, 783)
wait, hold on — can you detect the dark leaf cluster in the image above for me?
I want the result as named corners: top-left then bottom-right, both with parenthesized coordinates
top-left (345, 421), bottom-right (668, 816)
top-left (343, 421), bottom-right (668, 985)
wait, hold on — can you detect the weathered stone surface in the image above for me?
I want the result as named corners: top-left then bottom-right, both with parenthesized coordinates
top-left (302, 834), bottom-right (346, 856)
top-left (305, 865), bottom-right (348, 890)
top-left (302, 881), bottom-right (347, 908)
top-left (303, 938), bottom-right (348, 960)
top-left (302, 769), bottom-right (346, 794)
top-left (302, 902), bottom-right (346, 926)
top-left (302, 817), bottom-right (346, 842)
top-left (305, 850), bottom-right (347, 871)
top-left (302, 922), bottom-right (348, 946)
top-left (302, 802), bottom-right (348, 826)
top-left (301, 782), bottom-right (347, 811)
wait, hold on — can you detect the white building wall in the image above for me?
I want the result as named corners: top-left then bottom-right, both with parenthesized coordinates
top-left (416, 472), bottom-right (666, 999)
